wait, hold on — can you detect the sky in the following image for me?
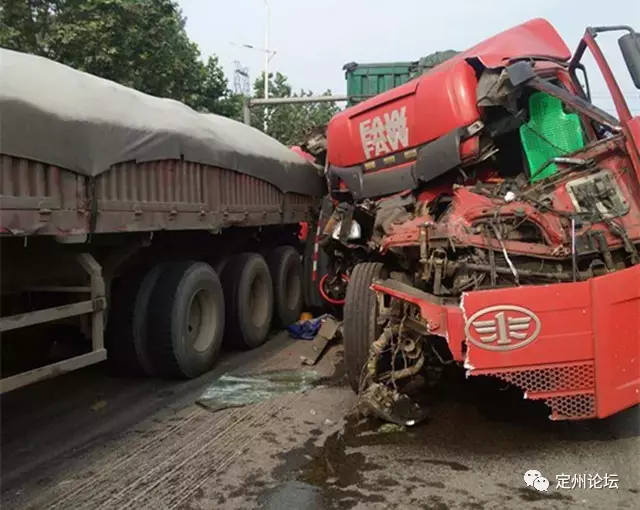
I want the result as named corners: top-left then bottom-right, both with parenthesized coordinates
top-left (179, 0), bottom-right (640, 116)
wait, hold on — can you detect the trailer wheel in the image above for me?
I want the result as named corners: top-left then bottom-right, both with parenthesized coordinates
top-left (147, 261), bottom-right (225, 378)
top-left (221, 252), bottom-right (274, 349)
top-left (343, 262), bottom-right (386, 392)
top-left (267, 246), bottom-right (303, 328)
top-left (106, 264), bottom-right (166, 375)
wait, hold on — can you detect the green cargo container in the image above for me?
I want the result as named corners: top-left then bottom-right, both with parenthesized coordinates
top-left (343, 50), bottom-right (459, 106)
top-left (343, 61), bottom-right (417, 106)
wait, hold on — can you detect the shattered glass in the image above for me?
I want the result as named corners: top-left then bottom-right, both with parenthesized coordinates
top-left (197, 370), bottom-right (322, 412)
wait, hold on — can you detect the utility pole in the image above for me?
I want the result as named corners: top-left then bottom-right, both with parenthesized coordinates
top-left (263, 0), bottom-right (269, 99)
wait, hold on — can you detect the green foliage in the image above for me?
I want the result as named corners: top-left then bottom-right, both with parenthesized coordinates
top-left (252, 72), bottom-right (341, 146)
top-left (0, 0), bottom-right (339, 136)
top-left (191, 56), bottom-right (244, 119)
top-left (0, 0), bottom-right (241, 117)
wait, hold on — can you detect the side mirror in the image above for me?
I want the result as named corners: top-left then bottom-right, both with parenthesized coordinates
top-left (619, 32), bottom-right (640, 89)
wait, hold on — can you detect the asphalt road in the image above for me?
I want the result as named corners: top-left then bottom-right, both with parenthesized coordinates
top-left (1, 332), bottom-right (638, 510)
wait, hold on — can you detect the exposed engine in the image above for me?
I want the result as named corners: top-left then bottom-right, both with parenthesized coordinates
top-left (322, 134), bottom-right (640, 424)
top-left (322, 140), bottom-right (640, 302)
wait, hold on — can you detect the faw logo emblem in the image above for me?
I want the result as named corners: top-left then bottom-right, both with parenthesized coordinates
top-left (359, 106), bottom-right (409, 159)
top-left (464, 305), bottom-right (541, 351)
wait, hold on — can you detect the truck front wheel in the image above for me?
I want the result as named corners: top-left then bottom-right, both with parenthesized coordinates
top-left (221, 253), bottom-right (274, 349)
top-left (343, 262), bottom-right (386, 392)
top-left (147, 261), bottom-right (225, 378)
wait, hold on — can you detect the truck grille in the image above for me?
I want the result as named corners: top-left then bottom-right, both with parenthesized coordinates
top-left (473, 362), bottom-right (597, 420)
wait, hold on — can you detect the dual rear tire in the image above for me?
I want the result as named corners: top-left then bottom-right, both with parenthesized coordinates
top-left (221, 253), bottom-right (274, 350)
top-left (107, 246), bottom-right (303, 379)
top-left (148, 262), bottom-right (225, 378)
top-left (267, 246), bottom-right (303, 329)
top-left (107, 262), bottom-right (224, 378)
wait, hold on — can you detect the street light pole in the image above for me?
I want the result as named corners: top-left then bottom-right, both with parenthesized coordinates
top-left (263, 0), bottom-right (270, 132)
top-left (263, 0), bottom-right (269, 100)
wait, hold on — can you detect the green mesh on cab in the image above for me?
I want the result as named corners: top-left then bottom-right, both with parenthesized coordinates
top-left (519, 92), bottom-right (586, 183)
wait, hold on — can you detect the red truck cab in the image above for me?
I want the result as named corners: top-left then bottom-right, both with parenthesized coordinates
top-left (323, 19), bottom-right (640, 423)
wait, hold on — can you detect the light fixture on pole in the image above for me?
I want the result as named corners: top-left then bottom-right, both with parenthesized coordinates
top-left (229, 1), bottom-right (275, 132)
top-left (229, 41), bottom-right (277, 62)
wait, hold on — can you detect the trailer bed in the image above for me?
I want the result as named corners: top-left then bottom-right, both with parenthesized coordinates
top-left (0, 49), bottom-right (324, 237)
top-left (0, 155), bottom-right (317, 236)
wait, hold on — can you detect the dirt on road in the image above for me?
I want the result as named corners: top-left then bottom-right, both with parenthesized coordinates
top-left (1, 332), bottom-right (638, 510)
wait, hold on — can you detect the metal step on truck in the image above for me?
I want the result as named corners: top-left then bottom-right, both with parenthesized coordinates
top-left (0, 48), bottom-right (326, 393)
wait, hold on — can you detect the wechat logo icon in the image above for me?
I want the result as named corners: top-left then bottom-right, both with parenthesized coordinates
top-left (524, 469), bottom-right (550, 492)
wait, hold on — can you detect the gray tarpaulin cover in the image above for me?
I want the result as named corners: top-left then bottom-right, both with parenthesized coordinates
top-left (0, 48), bottom-right (325, 196)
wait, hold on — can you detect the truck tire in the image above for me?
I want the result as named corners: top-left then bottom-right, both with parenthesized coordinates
top-left (147, 261), bottom-right (225, 378)
top-left (343, 262), bottom-right (386, 392)
top-left (106, 264), bottom-right (166, 375)
top-left (267, 246), bottom-right (303, 328)
top-left (221, 252), bottom-right (274, 349)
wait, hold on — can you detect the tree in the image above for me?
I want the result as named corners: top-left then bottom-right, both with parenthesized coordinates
top-left (0, 0), bottom-right (241, 117)
top-left (0, 0), bottom-right (60, 55)
top-left (192, 56), bottom-right (243, 119)
top-left (251, 72), bottom-right (341, 146)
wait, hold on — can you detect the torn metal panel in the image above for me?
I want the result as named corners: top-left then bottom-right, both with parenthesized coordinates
top-left (461, 266), bottom-right (640, 419)
top-left (460, 292), bottom-right (474, 372)
top-left (370, 279), bottom-right (466, 362)
top-left (367, 265), bottom-right (640, 420)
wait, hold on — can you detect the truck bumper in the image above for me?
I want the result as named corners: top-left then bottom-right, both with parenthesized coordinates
top-left (371, 264), bottom-right (640, 420)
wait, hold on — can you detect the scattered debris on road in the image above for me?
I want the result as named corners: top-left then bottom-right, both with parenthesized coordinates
top-left (196, 370), bottom-right (322, 412)
top-left (287, 314), bottom-right (328, 340)
top-left (297, 316), bottom-right (342, 366)
top-left (377, 422), bottom-right (407, 434)
top-left (357, 382), bottom-right (429, 427)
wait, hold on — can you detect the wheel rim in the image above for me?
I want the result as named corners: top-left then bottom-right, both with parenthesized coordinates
top-left (248, 273), bottom-right (269, 327)
top-left (285, 264), bottom-right (301, 310)
top-left (187, 288), bottom-right (216, 353)
top-left (319, 273), bottom-right (348, 305)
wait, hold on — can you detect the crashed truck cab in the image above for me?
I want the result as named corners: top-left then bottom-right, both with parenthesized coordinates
top-left (323, 19), bottom-right (640, 422)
